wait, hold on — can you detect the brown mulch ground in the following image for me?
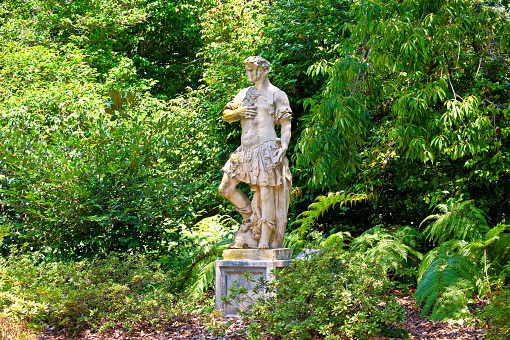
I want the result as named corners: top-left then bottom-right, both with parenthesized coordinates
top-left (36, 292), bottom-right (489, 340)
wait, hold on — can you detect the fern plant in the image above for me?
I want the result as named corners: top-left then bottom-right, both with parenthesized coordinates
top-left (420, 198), bottom-right (490, 244)
top-left (416, 239), bottom-right (468, 283)
top-left (415, 253), bottom-right (479, 320)
top-left (350, 226), bottom-right (422, 273)
top-left (416, 199), bottom-right (510, 320)
top-left (292, 191), bottom-right (373, 235)
top-left (462, 223), bottom-right (510, 298)
top-left (167, 215), bottom-right (237, 296)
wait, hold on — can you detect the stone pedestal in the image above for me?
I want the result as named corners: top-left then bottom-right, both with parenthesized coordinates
top-left (215, 248), bottom-right (292, 317)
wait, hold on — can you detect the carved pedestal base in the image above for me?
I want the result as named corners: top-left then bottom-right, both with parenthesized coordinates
top-left (215, 248), bottom-right (292, 317)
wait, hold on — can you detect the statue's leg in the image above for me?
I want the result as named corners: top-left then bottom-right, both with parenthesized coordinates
top-left (218, 172), bottom-right (251, 218)
top-left (258, 186), bottom-right (276, 249)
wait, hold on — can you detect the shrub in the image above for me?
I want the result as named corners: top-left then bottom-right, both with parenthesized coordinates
top-left (160, 215), bottom-right (238, 296)
top-left (224, 245), bottom-right (407, 339)
top-left (0, 37), bottom-right (226, 257)
top-left (0, 252), bottom-right (175, 334)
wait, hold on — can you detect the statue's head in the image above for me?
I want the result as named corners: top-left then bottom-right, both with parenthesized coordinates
top-left (244, 56), bottom-right (270, 81)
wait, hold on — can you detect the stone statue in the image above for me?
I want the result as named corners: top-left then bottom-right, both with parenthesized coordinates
top-left (219, 56), bottom-right (292, 249)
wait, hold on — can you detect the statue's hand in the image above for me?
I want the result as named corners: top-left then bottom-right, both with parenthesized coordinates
top-left (237, 106), bottom-right (258, 119)
top-left (275, 147), bottom-right (287, 164)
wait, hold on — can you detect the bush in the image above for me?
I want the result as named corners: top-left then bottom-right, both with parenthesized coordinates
top-left (0, 37), bottom-right (226, 257)
top-left (224, 245), bottom-right (407, 339)
top-left (0, 252), bottom-right (175, 334)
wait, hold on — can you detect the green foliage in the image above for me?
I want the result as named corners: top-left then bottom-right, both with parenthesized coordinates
top-left (293, 0), bottom-right (510, 238)
top-left (0, 252), bottom-right (174, 333)
top-left (462, 223), bottom-right (510, 296)
top-left (416, 221), bottom-right (510, 321)
top-left (292, 191), bottom-right (373, 235)
top-left (129, 0), bottom-right (212, 96)
top-left (183, 215), bottom-right (237, 296)
top-left (160, 215), bottom-right (237, 296)
top-left (415, 254), bottom-right (479, 320)
top-left (421, 199), bottom-right (490, 244)
top-left (416, 240), bottom-right (468, 284)
top-left (298, 0), bottom-right (510, 186)
top-left (350, 226), bottom-right (422, 273)
top-left (1, 0), bottom-right (208, 96)
top-left (223, 245), bottom-right (406, 339)
top-left (484, 289), bottom-right (510, 339)
top-left (0, 37), bottom-right (226, 257)
top-left (416, 199), bottom-right (510, 320)
top-left (261, 0), bottom-right (351, 106)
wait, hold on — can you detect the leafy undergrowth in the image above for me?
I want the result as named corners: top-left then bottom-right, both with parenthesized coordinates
top-left (0, 315), bottom-right (37, 340)
top-left (3, 290), bottom-right (494, 340)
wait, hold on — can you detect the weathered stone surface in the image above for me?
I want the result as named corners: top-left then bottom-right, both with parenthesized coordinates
top-left (218, 56), bottom-right (292, 249)
top-left (222, 248), bottom-right (292, 261)
top-left (215, 258), bottom-right (292, 317)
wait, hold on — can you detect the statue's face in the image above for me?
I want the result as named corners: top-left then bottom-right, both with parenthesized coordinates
top-left (245, 64), bottom-right (264, 83)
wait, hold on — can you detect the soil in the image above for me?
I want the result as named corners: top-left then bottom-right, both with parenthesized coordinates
top-left (36, 292), bottom-right (490, 340)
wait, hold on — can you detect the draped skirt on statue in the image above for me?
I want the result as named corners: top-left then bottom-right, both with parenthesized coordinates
top-left (222, 140), bottom-right (292, 248)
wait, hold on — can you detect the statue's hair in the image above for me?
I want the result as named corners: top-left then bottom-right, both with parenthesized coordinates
top-left (244, 56), bottom-right (270, 72)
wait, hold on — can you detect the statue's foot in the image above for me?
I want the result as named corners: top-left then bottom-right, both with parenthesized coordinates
top-left (258, 242), bottom-right (269, 249)
top-left (228, 241), bottom-right (244, 249)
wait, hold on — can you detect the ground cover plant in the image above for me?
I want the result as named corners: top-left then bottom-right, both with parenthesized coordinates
top-left (0, 252), bottom-right (176, 334)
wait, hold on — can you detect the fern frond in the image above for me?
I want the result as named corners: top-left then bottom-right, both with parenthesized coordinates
top-left (350, 227), bottom-right (421, 271)
top-left (461, 241), bottom-right (485, 260)
top-left (421, 199), bottom-right (489, 244)
top-left (283, 230), bottom-right (323, 252)
top-left (415, 254), bottom-right (479, 320)
top-left (187, 261), bottom-right (216, 297)
top-left (460, 225), bottom-right (510, 271)
top-left (484, 223), bottom-right (509, 246)
top-left (500, 262), bottom-right (510, 280)
top-left (492, 232), bottom-right (510, 263)
top-left (417, 239), bottom-right (468, 283)
top-left (292, 191), bottom-right (373, 235)
top-left (394, 226), bottom-right (423, 249)
top-left (320, 231), bottom-right (352, 249)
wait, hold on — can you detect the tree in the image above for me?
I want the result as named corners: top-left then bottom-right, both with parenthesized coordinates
top-left (296, 0), bottom-right (510, 227)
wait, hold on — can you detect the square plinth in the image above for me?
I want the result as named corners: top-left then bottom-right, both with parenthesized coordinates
top-left (215, 249), bottom-right (293, 317)
top-left (222, 248), bottom-right (293, 261)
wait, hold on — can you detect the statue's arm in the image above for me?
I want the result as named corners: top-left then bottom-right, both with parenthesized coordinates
top-left (222, 88), bottom-right (256, 122)
top-left (223, 106), bottom-right (257, 122)
top-left (280, 119), bottom-right (291, 153)
top-left (274, 89), bottom-right (293, 161)
top-left (223, 107), bottom-right (241, 122)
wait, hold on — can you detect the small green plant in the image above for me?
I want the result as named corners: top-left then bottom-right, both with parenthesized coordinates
top-left (350, 226), bottom-right (422, 273)
top-left (484, 288), bottom-right (510, 339)
top-left (160, 214), bottom-right (237, 296)
top-left (421, 198), bottom-right (490, 244)
top-left (415, 253), bottom-right (478, 320)
top-left (292, 191), bottom-right (373, 235)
